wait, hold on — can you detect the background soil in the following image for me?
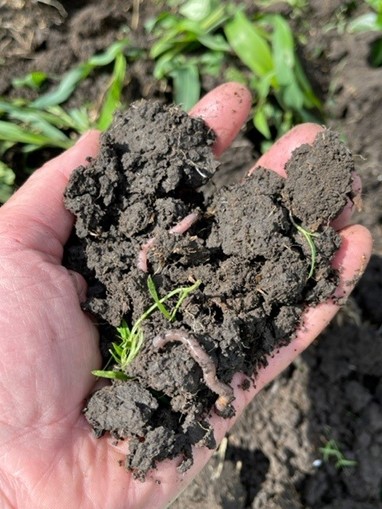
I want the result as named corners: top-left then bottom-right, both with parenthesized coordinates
top-left (1, 0), bottom-right (381, 507)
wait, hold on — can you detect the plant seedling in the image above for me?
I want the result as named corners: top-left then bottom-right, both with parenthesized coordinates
top-left (289, 213), bottom-right (319, 279)
top-left (147, 1), bottom-right (321, 143)
top-left (92, 277), bottom-right (201, 380)
top-left (0, 39), bottom-right (136, 202)
top-left (319, 439), bottom-right (357, 469)
top-left (347, 0), bottom-right (382, 67)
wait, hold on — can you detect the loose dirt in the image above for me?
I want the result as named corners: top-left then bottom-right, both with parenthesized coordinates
top-left (64, 100), bottom-right (354, 480)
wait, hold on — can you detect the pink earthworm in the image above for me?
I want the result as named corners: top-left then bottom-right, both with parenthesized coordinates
top-left (169, 211), bottom-right (200, 234)
top-left (137, 211), bottom-right (200, 272)
top-left (137, 237), bottom-right (156, 272)
top-left (153, 329), bottom-right (235, 415)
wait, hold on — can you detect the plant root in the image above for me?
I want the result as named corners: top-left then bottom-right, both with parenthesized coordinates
top-left (153, 329), bottom-right (235, 417)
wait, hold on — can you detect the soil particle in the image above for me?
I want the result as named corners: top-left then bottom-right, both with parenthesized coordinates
top-left (64, 100), bottom-right (355, 479)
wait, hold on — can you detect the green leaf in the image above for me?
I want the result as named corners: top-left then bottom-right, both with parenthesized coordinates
top-left (170, 63), bottom-right (201, 111)
top-left (0, 120), bottom-right (71, 149)
top-left (224, 66), bottom-right (248, 85)
top-left (271, 15), bottom-right (295, 86)
top-left (200, 51), bottom-right (225, 77)
top-left (97, 52), bottom-right (127, 130)
top-left (147, 276), bottom-right (172, 320)
top-left (65, 107), bottom-right (92, 132)
top-left (0, 100), bottom-right (72, 142)
top-left (117, 319), bottom-right (131, 339)
top-left (348, 12), bottom-right (379, 33)
top-left (180, 0), bottom-right (213, 21)
top-left (293, 57), bottom-right (321, 109)
top-left (198, 33), bottom-right (230, 51)
top-left (12, 71), bottom-right (48, 90)
top-left (251, 72), bottom-right (274, 100)
top-left (225, 11), bottom-right (274, 78)
top-left (282, 80), bottom-right (305, 111)
top-left (91, 370), bottom-right (129, 381)
top-left (32, 39), bottom-right (129, 109)
top-left (169, 279), bottom-right (201, 321)
top-left (152, 47), bottom-right (177, 76)
top-left (32, 67), bottom-right (88, 109)
top-left (254, 106), bottom-right (271, 139)
top-left (0, 161), bottom-right (15, 203)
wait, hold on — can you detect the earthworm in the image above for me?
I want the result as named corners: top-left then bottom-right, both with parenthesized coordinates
top-left (137, 211), bottom-right (200, 272)
top-left (153, 329), bottom-right (235, 415)
top-left (169, 211), bottom-right (200, 234)
top-left (137, 237), bottom-right (156, 272)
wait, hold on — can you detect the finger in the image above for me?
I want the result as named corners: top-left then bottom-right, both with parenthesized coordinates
top-left (251, 122), bottom-right (324, 177)
top-left (189, 82), bottom-right (252, 158)
top-left (0, 131), bottom-right (100, 262)
top-left (250, 123), bottom-right (362, 230)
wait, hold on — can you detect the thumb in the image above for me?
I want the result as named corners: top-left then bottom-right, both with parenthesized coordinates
top-left (0, 131), bottom-right (100, 262)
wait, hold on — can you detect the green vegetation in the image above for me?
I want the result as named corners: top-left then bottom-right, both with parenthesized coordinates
top-left (0, 39), bottom-right (133, 202)
top-left (147, 0), bottom-right (321, 141)
top-left (92, 277), bottom-right (201, 380)
top-left (348, 0), bottom-right (382, 67)
top-left (320, 439), bottom-right (358, 469)
top-left (0, 162), bottom-right (15, 203)
top-left (289, 214), bottom-right (319, 279)
top-left (0, 0), bottom-right (320, 202)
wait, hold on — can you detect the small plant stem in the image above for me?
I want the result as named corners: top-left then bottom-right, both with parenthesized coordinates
top-left (289, 213), bottom-right (318, 279)
top-left (131, 279), bottom-right (201, 338)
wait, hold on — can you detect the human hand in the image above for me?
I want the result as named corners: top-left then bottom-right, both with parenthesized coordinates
top-left (0, 83), bottom-right (372, 509)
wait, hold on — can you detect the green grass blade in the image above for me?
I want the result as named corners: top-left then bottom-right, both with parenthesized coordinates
top-left (348, 12), bottom-right (379, 32)
top-left (169, 279), bottom-right (201, 320)
top-left (179, 0), bottom-right (214, 21)
top-left (254, 106), bottom-right (271, 139)
top-left (170, 63), bottom-right (201, 111)
top-left (0, 100), bottom-right (73, 141)
top-left (91, 370), bottom-right (129, 380)
top-left (32, 66), bottom-right (89, 109)
top-left (0, 120), bottom-right (71, 149)
top-left (293, 57), bottom-right (322, 109)
top-left (0, 161), bottom-right (15, 203)
top-left (198, 34), bottom-right (230, 51)
top-left (97, 52), bottom-right (127, 131)
top-left (32, 39), bottom-right (130, 109)
top-left (87, 39), bottom-right (130, 66)
top-left (66, 107), bottom-right (92, 132)
top-left (271, 15), bottom-right (295, 86)
top-left (12, 71), bottom-right (48, 90)
top-left (147, 276), bottom-right (172, 320)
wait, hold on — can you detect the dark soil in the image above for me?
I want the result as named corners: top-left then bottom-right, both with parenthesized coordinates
top-left (1, 0), bottom-right (382, 506)
top-left (64, 100), bottom-right (354, 480)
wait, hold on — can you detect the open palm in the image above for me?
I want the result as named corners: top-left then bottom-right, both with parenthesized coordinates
top-left (0, 83), bottom-right (371, 509)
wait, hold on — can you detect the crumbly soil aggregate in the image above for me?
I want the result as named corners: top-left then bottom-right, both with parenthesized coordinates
top-left (64, 100), bottom-right (354, 480)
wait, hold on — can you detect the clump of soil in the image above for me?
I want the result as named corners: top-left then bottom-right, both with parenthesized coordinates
top-left (64, 100), bottom-right (355, 480)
